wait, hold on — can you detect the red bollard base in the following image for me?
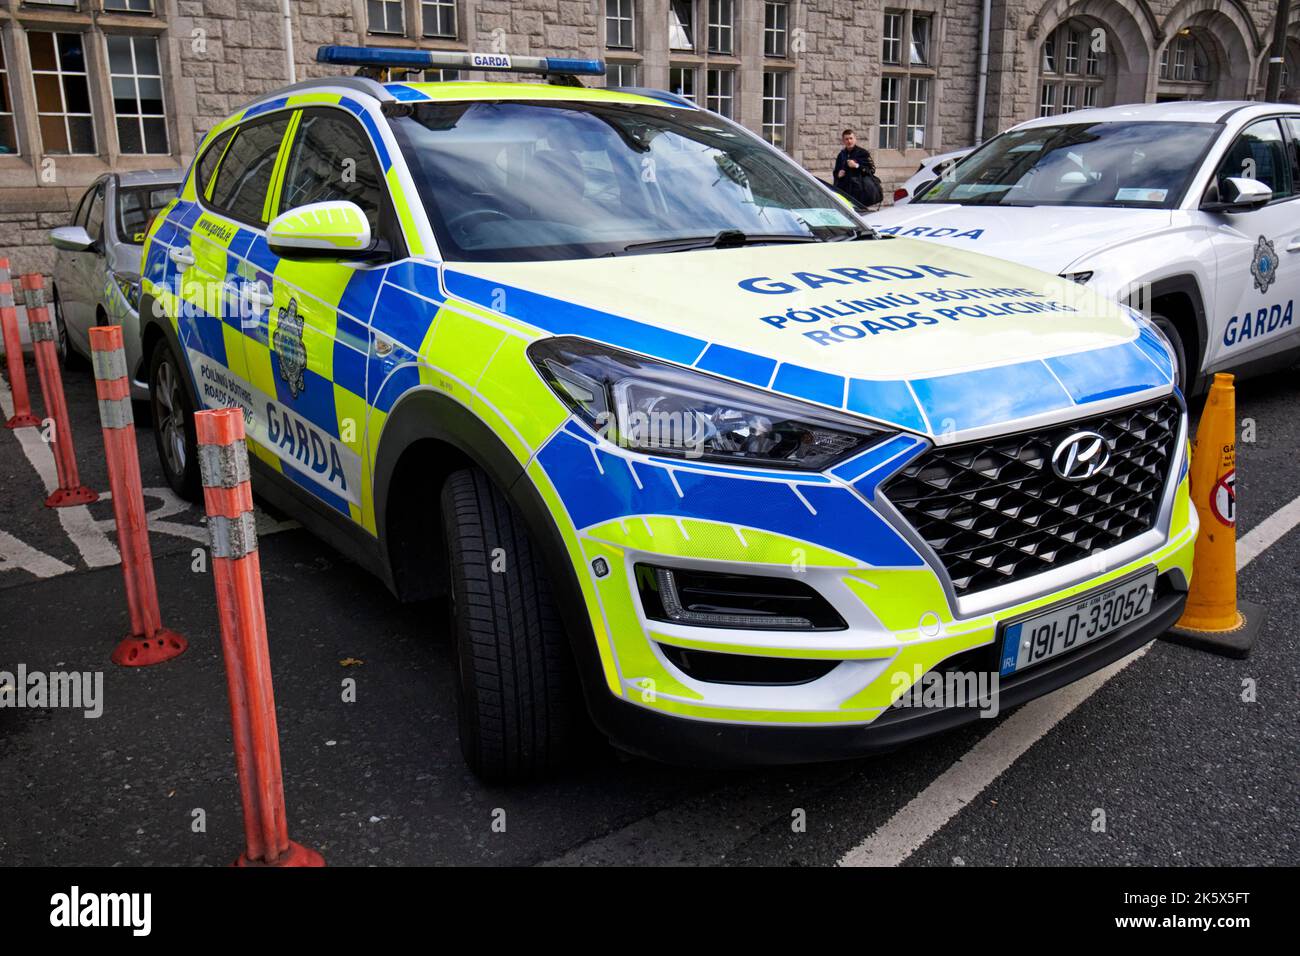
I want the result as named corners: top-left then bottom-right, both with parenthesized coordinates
top-left (44, 485), bottom-right (99, 508)
top-left (110, 628), bottom-right (188, 667)
top-left (5, 412), bottom-right (40, 429)
top-left (234, 841), bottom-right (326, 868)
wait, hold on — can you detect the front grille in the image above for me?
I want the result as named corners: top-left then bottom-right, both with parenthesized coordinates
top-left (883, 398), bottom-right (1181, 596)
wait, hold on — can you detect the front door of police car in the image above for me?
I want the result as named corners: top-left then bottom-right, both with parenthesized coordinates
top-left (244, 107), bottom-right (382, 527)
top-left (1205, 117), bottom-right (1300, 370)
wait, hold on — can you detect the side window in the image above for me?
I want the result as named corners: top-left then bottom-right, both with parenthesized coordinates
top-left (195, 127), bottom-right (235, 200)
top-left (1285, 117), bottom-right (1300, 186)
top-left (72, 184), bottom-right (95, 227)
top-left (207, 115), bottom-right (292, 226)
top-left (84, 182), bottom-right (106, 243)
top-left (1214, 119), bottom-right (1294, 201)
top-left (277, 109), bottom-right (383, 233)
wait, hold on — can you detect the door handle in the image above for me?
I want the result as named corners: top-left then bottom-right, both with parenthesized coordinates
top-left (169, 246), bottom-right (195, 267)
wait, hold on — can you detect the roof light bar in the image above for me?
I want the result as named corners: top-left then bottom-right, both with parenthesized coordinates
top-left (316, 46), bottom-right (606, 76)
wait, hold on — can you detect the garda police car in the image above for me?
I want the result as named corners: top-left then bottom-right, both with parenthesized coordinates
top-left (868, 101), bottom-right (1300, 395)
top-left (140, 47), bottom-right (1196, 781)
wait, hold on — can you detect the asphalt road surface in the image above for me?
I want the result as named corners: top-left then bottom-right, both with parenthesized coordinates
top-left (1, 353), bottom-right (1296, 867)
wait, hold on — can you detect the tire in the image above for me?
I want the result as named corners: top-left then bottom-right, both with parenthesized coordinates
top-left (441, 467), bottom-right (585, 782)
top-left (51, 288), bottom-right (87, 371)
top-left (1152, 314), bottom-right (1189, 396)
top-left (149, 340), bottom-right (201, 501)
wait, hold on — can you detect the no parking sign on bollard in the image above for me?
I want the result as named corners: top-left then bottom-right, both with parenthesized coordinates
top-left (195, 406), bottom-right (324, 868)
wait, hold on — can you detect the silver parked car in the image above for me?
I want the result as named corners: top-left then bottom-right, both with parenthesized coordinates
top-left (49, 170), bottom-right (180, 399)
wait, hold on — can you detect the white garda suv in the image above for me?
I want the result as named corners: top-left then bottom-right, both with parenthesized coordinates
top-left (868, 101), bottom-right (1300, 395)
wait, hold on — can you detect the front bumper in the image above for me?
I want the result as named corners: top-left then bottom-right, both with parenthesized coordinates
top-left (525, 400), bottom-right (1197, 765)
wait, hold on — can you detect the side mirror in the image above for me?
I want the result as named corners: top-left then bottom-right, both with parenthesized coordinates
top-left (1203, 176), bottom-right (1272, 213)
top-left (266, 201), bottom-right (382, 261)
top-left (50, 225), bottom-right (96, 252)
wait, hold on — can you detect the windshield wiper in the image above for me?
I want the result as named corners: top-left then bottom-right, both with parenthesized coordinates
top-left (829, 226), bottom-right (878, 241)
top-left (611, 229), bottom-right (822, 256)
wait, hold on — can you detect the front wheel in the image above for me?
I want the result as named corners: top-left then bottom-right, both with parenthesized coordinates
top-left (441, 467), bottom-right (585, 782)
top-left (1152, 314), bottom-right (1189, 396)
top-left (149, 341), bottom-right (200, 501)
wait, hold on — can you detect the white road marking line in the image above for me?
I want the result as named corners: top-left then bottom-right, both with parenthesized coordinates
top-left (0, 529), bottom-right (75, 578)
top-left (0, 377), bottom-right (118, 568)
top-left (838, 493), bottom-right (1300, 867)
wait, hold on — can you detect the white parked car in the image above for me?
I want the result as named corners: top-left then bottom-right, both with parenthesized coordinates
top-left (868, 101), bottom-right (1300, 394)
top-left (892, 147), bottom-right (972, 205)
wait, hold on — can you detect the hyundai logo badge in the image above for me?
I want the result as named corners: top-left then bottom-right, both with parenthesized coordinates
top-left (1051, 431), bottom-right (1110, 481)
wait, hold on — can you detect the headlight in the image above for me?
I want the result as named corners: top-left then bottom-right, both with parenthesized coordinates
top-left (111, 273), bottom-right (142, 312)
top-left (529, 337), bottom-right (893, 471)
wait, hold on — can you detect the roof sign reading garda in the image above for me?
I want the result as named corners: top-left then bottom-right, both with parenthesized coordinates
top-left (316, 45), bottom-right (605, 76)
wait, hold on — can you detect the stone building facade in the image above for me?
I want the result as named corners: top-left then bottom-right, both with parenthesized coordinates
top-left (1, 0), bottom-right (1298, 276)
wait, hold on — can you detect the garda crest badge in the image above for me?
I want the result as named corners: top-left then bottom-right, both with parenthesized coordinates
top-left (1251, 235), bottom-right (1278, 294)
top-left (274, 297), bottom-right (307, 398)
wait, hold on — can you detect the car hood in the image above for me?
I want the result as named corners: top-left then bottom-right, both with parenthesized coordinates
top-left (441, 238), bottom-right (1174, 440)
top-left (864, 204), bottom-right (1173, 276)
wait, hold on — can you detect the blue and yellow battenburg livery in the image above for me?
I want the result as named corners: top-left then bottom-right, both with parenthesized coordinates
top-left (140, 48), bottom-right (1197, 766)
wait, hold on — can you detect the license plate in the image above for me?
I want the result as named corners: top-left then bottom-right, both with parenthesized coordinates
top-left (998, 569), bottom-right (1157, 676)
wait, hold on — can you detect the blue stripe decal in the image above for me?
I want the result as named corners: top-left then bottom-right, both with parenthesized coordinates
top-left (444, 271), bottom-right (707, 366)
top-left (1044, 340), bottom-right (1168, 405)
top-left (341, 97), bottom-right (392, 171)
top-left (846, 378), bottom-right (928, 434)
top-left (371, 281), bottom-right (440, 346)
top-left (385, 84), bottom-right (430, 102)
top-left (771, 363), bottom-right (844, 408)
top-left (830, 434), bottom-right (921, 482)
top-left (280, 457), bottom-right (351, 515)
top-left (645, 455), bottom-right (831, 483)
top-left (911, 361), bottom-right (1074, 432)
top-left (333, 339), bottom-right (369, 398)
top-left (369, 360), bottom-right (421, 414)
top-left (1135, 324), bottom-right (1175, 381)
top-left (337, 267), bottom-right (387, 324)
top-left (852, 438), bottom-right (929, 500)
top-left (538, 430), bottom-right (923, 567)
top-left (244, 97), bottom-right (289, 119)
top-left (694, 344), bottom-right (777, 387)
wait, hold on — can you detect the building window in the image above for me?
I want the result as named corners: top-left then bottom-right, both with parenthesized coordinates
top-left (1039, 83), bottom-right (1056, 117)
top-left (764, 2), bottom-right (788, 58)
top-left (882, 12), bottom-right (902, 65)
top-left (422, 0), bottom-right (457, 38)
top-left (29, 32), bottom-right (96, 155)
top-left (880, 9), bottom-right (934, 150)
top-left (103, 0), bottom-right (155, 11)
top-left (910, 14), bottom-right (930, 65)
top-left (905, 76), bottom-right (928, 147)
top-left (423, 69), bottom-right (460, 82)
top-left (606, 0), bottom-right (635, 50)
top-left (607, 62), bottom-right (638, 86)
top-left (1159, 30), bottom-right (1214, 99)
top-left (1038, 19), bottom-right (1108, 114)
top-left (879, 75), bottom-right (899, 149)
top-left (669, 65), bottom-right (696, 102)
top-left (705, 67), bottom-right (734, 117)
top-left (0, 42), bottom-right (15, 155)
top-left (108, 34), bottom-right (168, 154)
top-left (762, 70), bottom-right (788, 148)
top-left (367, 0), bottom-right (405, 36)
top-left (669, 0), bottom-right (695, 51)
top-left (707, 0), bottom-right (734, 55)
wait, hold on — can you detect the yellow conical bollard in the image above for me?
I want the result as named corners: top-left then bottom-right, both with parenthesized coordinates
top-left (1165, 373), bottom-right (1264, 658)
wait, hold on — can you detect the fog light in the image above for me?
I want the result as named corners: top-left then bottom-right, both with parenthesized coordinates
top-left (636, 565), bottom-right (845, 631)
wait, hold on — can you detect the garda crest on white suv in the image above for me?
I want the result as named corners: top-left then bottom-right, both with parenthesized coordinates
top-left (868, 101), bottom-right (1300, 395)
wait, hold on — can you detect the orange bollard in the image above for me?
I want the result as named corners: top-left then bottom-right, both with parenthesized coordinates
top-left (0, 259), bottom-right (40, 429)
top-left (195, 407), bottom-right (324, 868)
top-left (1166, 373), bottom-right (1264, 658)
top-left (91, 326), bottom-right (188, 667)
top-left (20, 274), bottom-right (98, 507)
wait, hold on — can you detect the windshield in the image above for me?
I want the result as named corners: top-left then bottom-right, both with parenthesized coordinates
top-left (118, 184), bottom-right (177, 245)
top-left (389, 100), bottom-right (863, 261)
top-left (915, 121), bottom-right (1218, 209)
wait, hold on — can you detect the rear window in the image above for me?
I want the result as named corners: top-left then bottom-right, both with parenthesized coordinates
top-left (118, 184), bottom-right (177, 244)
top-left (195, 127), bottom-right (234, 200)
top-left (206, 116), bottom-right (292, 225)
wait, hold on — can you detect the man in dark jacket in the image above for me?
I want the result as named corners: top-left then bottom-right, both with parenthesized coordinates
top-left (833, 129), bottom-right (881, 208)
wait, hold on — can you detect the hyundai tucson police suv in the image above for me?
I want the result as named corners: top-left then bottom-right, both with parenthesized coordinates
top-left (869, 101), bottom-right (1300, 396)
top-left (140, 48), bottom-right (1196, 781)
